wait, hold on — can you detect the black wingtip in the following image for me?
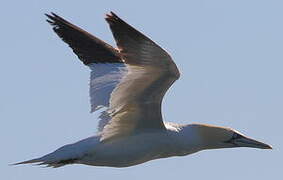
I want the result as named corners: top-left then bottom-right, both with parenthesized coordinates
top-left (105, 11), bottom-right (120, 23)
top-left (45, 13), bottom-right (55, 24)
top-left (46, 19), bottom-right (53, 24)
top-left (110, 11), bottom-right (118, 18)
top-left (51, 12), bottom-right (60, 18)
top-left (45, 13), bottom-right (51, 19)
top-left (45, 12), bottom-right (55, 19)
top-left (45, 12), bottom-right (71, 28)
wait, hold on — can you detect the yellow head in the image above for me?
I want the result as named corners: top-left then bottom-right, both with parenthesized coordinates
top-left (190, 124), bottom-right (272, 150)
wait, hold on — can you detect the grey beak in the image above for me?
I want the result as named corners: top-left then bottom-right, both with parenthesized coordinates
top-left (234, 136), bottom-right (272, 149)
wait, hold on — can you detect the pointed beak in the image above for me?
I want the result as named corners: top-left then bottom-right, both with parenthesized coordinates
top-left (234, 136), bottom-right (272, 149)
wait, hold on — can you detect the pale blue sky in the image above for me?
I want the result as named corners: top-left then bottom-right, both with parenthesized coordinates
top-left (1, 0), bottom-right (282, 179)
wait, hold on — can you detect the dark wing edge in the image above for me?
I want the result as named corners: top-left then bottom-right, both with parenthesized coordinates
top-left (45, 13), bottom-right (127, 116)
top-left (45, 12), bottom-right (122, 65)
top-left (105, 12), bottom-right (176, 68)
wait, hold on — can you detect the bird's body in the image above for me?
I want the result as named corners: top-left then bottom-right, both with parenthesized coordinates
top-left (21, 123), bottom-right (203, 167)
top-left (15, 12), bottom-right (271, 168)
top-left (79, 128), bottom-right (184, 167)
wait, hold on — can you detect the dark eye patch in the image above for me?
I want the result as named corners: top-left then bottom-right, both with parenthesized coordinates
top-left (224, 132), bottom-right (244, 144)
top-left (232, 133), bottom-right (244, 140)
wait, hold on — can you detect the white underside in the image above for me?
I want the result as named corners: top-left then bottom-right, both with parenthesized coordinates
top-left (32, 125), bottom-right (201, 167)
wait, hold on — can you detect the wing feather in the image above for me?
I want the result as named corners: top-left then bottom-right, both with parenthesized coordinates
top-left (46, 12), bottom-right (181, 141)
top-left (89, 63), bottom-right (127, 112)
top-left (45, 13), bottom-right (122, 65)
top-left (45, 13), bottom-right (125, 131)
top-left (100, 12), bottom-right (180, 141)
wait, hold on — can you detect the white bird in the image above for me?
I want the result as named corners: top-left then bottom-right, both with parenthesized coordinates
top-left (15, 12), bottom-right (272, 168)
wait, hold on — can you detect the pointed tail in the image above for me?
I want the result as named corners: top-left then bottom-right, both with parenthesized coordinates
top-left (12, 158), bottom-right (42, 166)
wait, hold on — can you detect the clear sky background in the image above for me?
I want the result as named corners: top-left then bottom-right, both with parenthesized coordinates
top-left (1, 0), bottom-right (282, 179)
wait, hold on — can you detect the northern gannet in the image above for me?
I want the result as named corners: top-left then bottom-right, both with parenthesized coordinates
top-left (15, 12), bottom-right (272, 168)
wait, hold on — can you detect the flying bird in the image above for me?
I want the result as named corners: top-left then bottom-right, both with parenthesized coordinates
top-left (15, 12), bottom-right (272, 168)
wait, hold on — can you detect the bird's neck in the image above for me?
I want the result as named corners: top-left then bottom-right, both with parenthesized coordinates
top-left (165, 124), bottom-right (204, 156)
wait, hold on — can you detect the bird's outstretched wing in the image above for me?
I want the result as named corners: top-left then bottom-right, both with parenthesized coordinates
top-left (46, 12), bottom-right (180, 141)
top-left (45, 13), bottom-right (121, 65)
top-left (45, 13), bottom-right (125, 119)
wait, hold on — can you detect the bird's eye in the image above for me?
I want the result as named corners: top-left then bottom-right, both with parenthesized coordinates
top-left (232, 132), bottom-right (244, 140)
top-left (224, 132), bottom-right (244, 144)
